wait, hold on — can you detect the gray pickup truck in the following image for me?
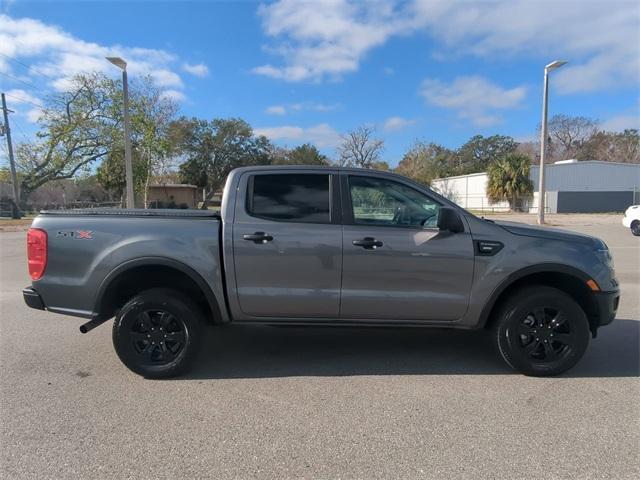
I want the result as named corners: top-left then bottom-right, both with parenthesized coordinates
top-left (23, 166), bottom-right (619, 378)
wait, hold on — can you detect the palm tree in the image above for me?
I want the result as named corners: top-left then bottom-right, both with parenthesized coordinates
top-left (486, 153), bottom-right (534, 211)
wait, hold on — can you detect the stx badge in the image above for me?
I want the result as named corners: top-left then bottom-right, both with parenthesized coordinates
top-left (57, 230), bottom-right (94, 239)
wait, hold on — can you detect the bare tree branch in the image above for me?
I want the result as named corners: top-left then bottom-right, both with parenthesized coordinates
top-left (337, 126), bottom-right (384, 168)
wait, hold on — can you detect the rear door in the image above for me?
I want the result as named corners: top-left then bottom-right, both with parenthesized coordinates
top-left (232, 171), bottom-right (342, 318)
top-left (340, 173), bottom-right (474, 321)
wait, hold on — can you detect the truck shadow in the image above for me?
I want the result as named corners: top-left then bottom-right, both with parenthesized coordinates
top-left (185, 319), bottom-right (639, 379)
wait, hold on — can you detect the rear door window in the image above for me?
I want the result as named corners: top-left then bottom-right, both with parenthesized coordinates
top-left (247, 174), bottom-right (331, 223)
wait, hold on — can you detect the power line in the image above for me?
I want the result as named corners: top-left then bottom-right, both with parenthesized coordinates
top-left (0, 52), bottom-right (53, 79)
top-left (2, 91), bottom-right (44, 109)
top-left (14, 120), bottom-right (34, 144)
top-left (0, 70), bottom-right (38, 91)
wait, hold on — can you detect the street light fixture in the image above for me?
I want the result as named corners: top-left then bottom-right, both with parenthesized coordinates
top-left (106, 56), bottom-right (135, 209)
top-left (538, 60), bottom-right (567, 224)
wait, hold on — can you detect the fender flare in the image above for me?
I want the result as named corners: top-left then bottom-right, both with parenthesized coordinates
top-left (477, 263), bottom-right (594, 328)
top-left (93, 257), bottom-right (224, 322)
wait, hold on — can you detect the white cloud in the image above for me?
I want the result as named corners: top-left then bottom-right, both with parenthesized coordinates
top-left (265, 101), bottom-right (339, 115)
top-left (26, 107), bottom-right (43, 123)
top-left (182, 62), bottom-right (209, 77)
top-left (160, 89), bottom-right (187, 102)
top-left (382, 116), bottom-right (416, 132)
top-left (254, 0), bottom-right (639, 92)
top-left (0, 14), bottom-right (187, 99)
top-left (4, 89), bottom-right (40, 106)
top-left (410, 0), bottom-right (640, 94)
top-left (266, 105), bottom-right (287, 115)
top-left (3, 89), bottom-right (42, 122)
top-left (254, 0), bottom-right (413, 82)
top-left (600, 114), bottom-right (640, 132)
top-left (255, 123), bottom-right (341, 148)
top-left (149, 69), bottom-right (183, 88)
top-left (420, 76), bottom-right (526, 127)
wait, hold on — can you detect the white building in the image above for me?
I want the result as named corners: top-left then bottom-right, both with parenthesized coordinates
top-left (431, 160), bottom-right (640, 213)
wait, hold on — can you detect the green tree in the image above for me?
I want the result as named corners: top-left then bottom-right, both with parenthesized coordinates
top-left (456, 134), bottom-right (518, 173)
top-left (280, 143), bottom-right (329, 165)
top-left (395, 141), bottom-right (455, 185)
top-left (176, 117), bottom-right (272, 207)
top-left (486, 153), bottom-right (533, 211)
top-left (129, 77), bottom-right (179, 206)
top-left (16, 73), bottom-right (117, 202)
top-left (370, 161), bottom-right (390, 171)
top-left (16, 72), bottom-right (179, 206)
top-left (577, 129), bottom-right (639, 163)
top-left (95, 148), bottom-right (149, 202)
top-left (95, 76), bottom-right (178, 205)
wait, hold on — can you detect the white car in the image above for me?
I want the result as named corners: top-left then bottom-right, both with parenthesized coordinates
top-left (622, 205), bottom-right (640, 236)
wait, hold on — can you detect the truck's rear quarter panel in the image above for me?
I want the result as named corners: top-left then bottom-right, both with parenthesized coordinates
top-left (30, 212), bottom-right (225, 320)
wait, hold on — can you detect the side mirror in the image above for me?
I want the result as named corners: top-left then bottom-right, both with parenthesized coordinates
top-left (437, 207), bottom-right (464, 233)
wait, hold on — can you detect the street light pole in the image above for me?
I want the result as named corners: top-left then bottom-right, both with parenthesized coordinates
top-left (106, 57), bottom-right (135, 209)
top-left (538, 60), bottom-right (567, 225)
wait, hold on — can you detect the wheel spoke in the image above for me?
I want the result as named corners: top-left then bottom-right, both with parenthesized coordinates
top-left (524, 339), bottom-right (541, 356)
top-left (141, 343), bottom-right (157, 362)
top-left (516, 322), bottom-right (535, 337)
top-left (532, 307), bottom-right (547, 326)
top-left (159, 311), bottom-right (172, 328)
top-left (130, 331), bottom-right (149, 342)
top-left (165, 330), bottom-right (185, 344)
top-left (160, 342), bottom-right (176, 361)
top-left (551, 311), bottom-right (567, 328)
top-left (542, 341), bottom-right (559, 361)
top-left (138, 311), bottom-right (153, 329)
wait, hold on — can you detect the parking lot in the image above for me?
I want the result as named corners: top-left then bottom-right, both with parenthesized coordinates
top-left (1, 214), bottom-right (638, 479)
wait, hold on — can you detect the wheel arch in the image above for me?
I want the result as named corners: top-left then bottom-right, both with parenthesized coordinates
top-left (479, 264), bottom-right (601, 336)
top-left (94, 257), bottom-right (225, 324)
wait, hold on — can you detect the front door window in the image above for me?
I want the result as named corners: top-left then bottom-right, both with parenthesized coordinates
top-left (349, 176), bottom-right (440, 228)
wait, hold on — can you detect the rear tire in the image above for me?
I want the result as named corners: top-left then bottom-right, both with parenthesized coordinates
top-left (631, 220), bottom-right (640, 237)
top-left (112, 288), bottom-right (203, 379)
top-left (492, 286), bottom-right (590, 376)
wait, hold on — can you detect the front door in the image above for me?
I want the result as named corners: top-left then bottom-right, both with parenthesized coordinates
top-left (340, 173), bottom-right (474, 321)
top-left (232, 171), bottom-right (342, 318)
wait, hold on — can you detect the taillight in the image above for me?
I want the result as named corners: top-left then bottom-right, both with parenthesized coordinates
top-left (27, 228), bottom-right (47, 280)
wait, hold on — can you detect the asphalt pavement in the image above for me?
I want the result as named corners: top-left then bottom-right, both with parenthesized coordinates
top-left (0, 216), bottom-right (638, 479)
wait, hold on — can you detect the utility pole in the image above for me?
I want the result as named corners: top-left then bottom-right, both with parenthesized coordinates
top-left (1, 93), bottom-right (21, 219)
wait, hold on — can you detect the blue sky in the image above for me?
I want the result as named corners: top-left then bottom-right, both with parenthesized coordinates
top-left (1, 0), bottom-right (639, 166)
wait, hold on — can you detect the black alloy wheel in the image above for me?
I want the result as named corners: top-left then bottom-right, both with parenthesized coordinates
top-left (113, 288), bottom-right (203, 379)
top-left (515, 306), bottom-right (574, 363)
top-left (493, 286), bottom-right (590, 376)
top-left (129, 310), bottom-right (187, 367)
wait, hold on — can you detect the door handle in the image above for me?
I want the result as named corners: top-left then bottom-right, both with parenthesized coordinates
top-left (243, 232), bottom-right (274, 244)
top-left (352, 237), bottom-right (383, 250)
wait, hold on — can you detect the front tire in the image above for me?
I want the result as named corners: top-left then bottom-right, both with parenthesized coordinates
top-left (493, 286), bottom-right (590, 376)
top-left (112, 288), bottom-right (203, 379)
top-left (631, 220), bottom-right (640, 237)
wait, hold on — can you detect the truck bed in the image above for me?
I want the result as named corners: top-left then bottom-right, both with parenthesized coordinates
top-left (39, 208), bottom-right (220, 218)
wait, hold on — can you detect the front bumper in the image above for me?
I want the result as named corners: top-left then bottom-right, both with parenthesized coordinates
top-left (594, 290), bottom-right (619, 327)
top-left (23, 287), bottom-right (45, 311)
